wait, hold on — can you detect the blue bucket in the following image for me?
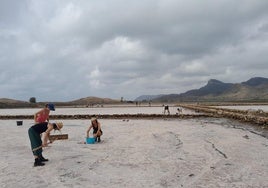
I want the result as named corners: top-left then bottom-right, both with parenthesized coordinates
top-left (86, 137), bottom-right (95, 144)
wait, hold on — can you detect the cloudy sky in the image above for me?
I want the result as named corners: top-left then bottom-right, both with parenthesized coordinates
top-left (1, 0), bottom-right (268, 102)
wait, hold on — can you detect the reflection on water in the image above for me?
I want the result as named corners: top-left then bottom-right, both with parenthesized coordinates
top-left (217, 105), bottom-right (268, 112)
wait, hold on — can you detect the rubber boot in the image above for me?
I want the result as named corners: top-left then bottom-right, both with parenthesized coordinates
top-left (34, 158), bottom-right (45, 167)
top-left (97, 137), bottom-right (101, 142)
top-left (39, 154), bottom-right (49, 162)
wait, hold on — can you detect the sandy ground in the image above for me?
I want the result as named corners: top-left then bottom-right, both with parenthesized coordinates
top-left (1, 118), bottom-right (268, 188)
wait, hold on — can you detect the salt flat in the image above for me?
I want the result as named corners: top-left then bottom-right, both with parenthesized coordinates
top-left (0, 106), bottom-right (196, 116)
top-left (1, 118), bottom-right (268, 188)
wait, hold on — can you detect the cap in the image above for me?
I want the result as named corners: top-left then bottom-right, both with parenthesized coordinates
top-left (47, 103), bottom-right (55, 111)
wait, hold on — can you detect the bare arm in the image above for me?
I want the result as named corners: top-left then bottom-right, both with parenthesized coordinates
top-left (86, 125), bottom-right (93, 138)
top-left (42, 123), bottom-right (54, 146)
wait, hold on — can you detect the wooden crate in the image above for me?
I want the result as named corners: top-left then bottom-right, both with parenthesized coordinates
top-left (49, 134), bottom-right (68, 142)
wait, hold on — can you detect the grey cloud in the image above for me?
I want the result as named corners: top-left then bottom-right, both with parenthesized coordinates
top-left (1, 0), bottom-right (268, 101)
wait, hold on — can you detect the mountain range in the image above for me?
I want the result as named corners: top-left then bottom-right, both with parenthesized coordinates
top-left (1, 77), bottom-right (268, 108)
top-left (135, 77), bottom-right (268, 102)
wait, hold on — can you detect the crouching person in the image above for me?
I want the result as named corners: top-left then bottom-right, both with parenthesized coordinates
top-left (86, 117), bottom-right (103, 142)
top-left (28, 122), bottom-right (63, 167)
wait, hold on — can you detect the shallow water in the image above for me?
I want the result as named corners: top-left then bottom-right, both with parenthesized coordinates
top-left (217, 105), bottom-right (268, 112)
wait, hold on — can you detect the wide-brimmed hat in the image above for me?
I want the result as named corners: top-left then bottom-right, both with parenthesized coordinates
top-left (47, 103), bottom-right (55, 111)
top-left (55, 122), bottom-right (63, 130)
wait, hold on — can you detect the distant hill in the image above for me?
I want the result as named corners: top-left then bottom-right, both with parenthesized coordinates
top-left (0, 98), bottom-right (38, 108)
top-left (0, 96), bottom-right (120, 108)
top-left (67, 96), bottom-right (120, 105)
top-left (151, 77), bottom-right (268, 102)
top-left (242, 77), bottom-right (268, 87)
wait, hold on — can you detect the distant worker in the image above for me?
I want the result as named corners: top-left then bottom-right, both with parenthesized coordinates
top-left (177, 107), bottom-right (182, 113)
top-left (34, 103), bottom-right (55, 123)
top-left (163, 105), bottom-right (170, 115)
